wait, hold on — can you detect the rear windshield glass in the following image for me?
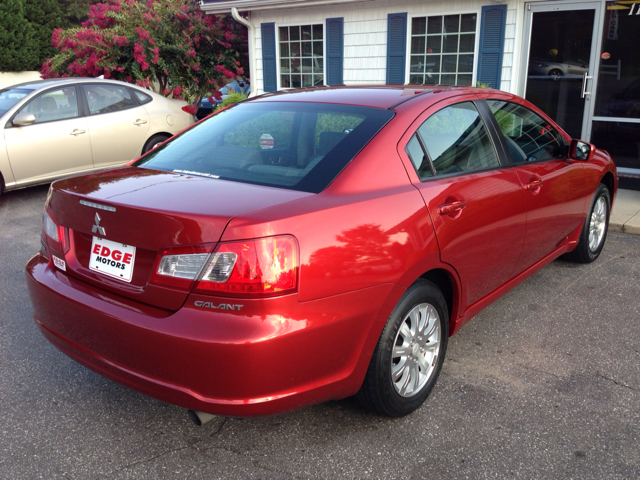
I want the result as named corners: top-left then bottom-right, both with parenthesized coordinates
top-left (0, 88), bottom-right (31, 116)
top-left (134, 101), bottom-right (394, 193)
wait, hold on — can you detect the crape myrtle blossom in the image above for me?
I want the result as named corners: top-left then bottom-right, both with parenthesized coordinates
top-left (42, 0), bottom-right (248, 110)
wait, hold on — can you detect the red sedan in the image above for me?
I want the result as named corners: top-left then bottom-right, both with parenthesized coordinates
top-left (26, 86), bottom-right (616, 421)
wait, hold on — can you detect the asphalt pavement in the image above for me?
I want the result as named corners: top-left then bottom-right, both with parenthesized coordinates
top-left (1, 184), bottom-right (639, 479)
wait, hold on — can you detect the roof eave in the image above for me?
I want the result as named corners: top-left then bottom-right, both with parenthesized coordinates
top-left (200, 0), bottom-right (372, 14)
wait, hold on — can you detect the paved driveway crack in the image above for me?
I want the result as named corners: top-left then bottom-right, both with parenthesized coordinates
top-left (596, 371), bottom-right (639, 393)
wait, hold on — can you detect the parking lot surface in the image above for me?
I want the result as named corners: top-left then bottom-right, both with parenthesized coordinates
top-left (1, 185), bottom-right (639, 479)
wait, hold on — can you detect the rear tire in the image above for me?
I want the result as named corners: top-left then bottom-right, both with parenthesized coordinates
top-left (565, 184), bottom-right (610, 263)
top-left (356, 280), bottom-right (449, 417)
top-left (142, 134), bottom-right (170, 154)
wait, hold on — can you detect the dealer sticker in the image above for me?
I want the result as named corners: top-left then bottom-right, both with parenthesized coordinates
top-left (52, 255), bottom-right (66, 271)
top-left (260, 133), bottom-right (274, 149)
top-left (89, 237), bottom-right (136, 282)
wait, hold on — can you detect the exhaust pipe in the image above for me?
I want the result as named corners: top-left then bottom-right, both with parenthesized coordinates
top-left (188, 409), bottom-right (217, 426)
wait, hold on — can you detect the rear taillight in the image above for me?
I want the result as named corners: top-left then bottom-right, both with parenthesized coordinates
top-left (195, 235), bottom-right (298, 297)
top-left (150, 244), bottom-right (214, 290)
top-left (42, 209), bottom-right (69, 253)
top-left (150, 235), bottom-right (298, 297)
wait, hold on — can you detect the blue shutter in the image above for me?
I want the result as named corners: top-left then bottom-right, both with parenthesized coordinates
top-left (262, 22), bottom-right (277, 92)
top-left (386, 13), bottom-right (407, 85)
top-left (326, 17), bottom-right (344, 85)
top-left (477, 5), bottom-right (507, 89)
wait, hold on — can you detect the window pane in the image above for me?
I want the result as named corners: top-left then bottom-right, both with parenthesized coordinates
top-left (279, 27), bottom-right (289, 41)
top-left (406, 135), bottom-right (433, 177)
top-left (458, 55), bottom-right (474, 73)
top-left (591, 120), bottom-right (640, 169)
top-left (84, 84), bottom-right (133, 115)
top-left (411, 55), bottom-right (426, 73)
top-left (426, 35), bottom-right (441, 54)
top-left (443, 34), bottom-right (459, 53)
top-left (426, 55), bottom-right (441, 73)
top-left (460, 14), bottom-right (477, 33)
top-left (428, 16), bottom-right (442, 34)
top-left (459, 34), bottom-right (475, 53)
top-left (441, 74), bottom-right (457, 85)
top-left (442, 55), bottom-right (457, 73)
top-left (281, 76), bottom-right (291, 88)
top-left (19, 87), bottom-right (79, 124)
top-left (458, 74), bottom-right (473, 86)
top-left (409, 74), bottom-right (424, 84)
top-left (312, 24), bottom-right (323, 40)
top-left (313, 41), bottom-right (323, 56)
top-left (302, 42), bottom-right (312, 56)
top-left (132, 89), bottom-right (152, 104)
top-left (411, 36), bottom-right (425, 54)
top-left (488, 100), bottom-right (567, 163)
top-left (292, 76), bottom-right (302, 88)
top-left (301, 25), bottom-right (312, 40)
top-left (418, 102), bottom-right (499, 174)
top-left (0, 87), bottom-right (30, 115)
top-left (290, 26), bottom-right (300, 41)
top-left (444, 15), bottom-right (459, 33)
top-left (412, 17), bottom-right (426, 35)
top-left (280, 43), bottom-right (289, 57)
top-left (313, 75), bottom-right (324, 86)
top-left (291, 42), bottom-right (300, 57)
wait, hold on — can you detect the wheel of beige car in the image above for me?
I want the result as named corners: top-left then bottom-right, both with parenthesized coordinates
top-left (356, 279), bottom-right (449, 417)
top-left (565, 183), bottom-right (610, 263)
top-left (142, 134), bottom-right (170, 154)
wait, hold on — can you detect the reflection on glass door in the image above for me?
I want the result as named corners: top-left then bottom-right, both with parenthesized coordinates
top-left (591, 1), bottom-right (640, 171)
top-left (523, 3), bottom-right (601, 140)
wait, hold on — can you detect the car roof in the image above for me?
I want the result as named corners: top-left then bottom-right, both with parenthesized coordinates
top-left (251, 85), bottom-right (484, 109)
top-left (3, 77), bottom-right (143, 91)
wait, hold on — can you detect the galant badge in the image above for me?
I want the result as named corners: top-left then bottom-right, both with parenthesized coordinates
top-left (92, 212), bottom-right (106, 236)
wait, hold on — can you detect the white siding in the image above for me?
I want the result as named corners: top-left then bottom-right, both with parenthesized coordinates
top-left (247, 0), bottom-right (521, 94)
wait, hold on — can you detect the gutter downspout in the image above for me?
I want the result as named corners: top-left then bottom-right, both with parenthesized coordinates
top-left (231, 7), bottom-right (257, 98)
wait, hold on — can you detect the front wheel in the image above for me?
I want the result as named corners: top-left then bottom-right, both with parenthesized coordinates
top-left (565, 184), bottom-right (610, 263)
top-left (356, 280), bottom-right (449, 417)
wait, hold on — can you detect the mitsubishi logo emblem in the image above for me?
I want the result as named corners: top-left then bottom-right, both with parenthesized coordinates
top-left (92, 212), bottom-right (106, 236)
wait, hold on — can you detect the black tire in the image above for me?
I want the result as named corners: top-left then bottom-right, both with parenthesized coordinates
top-left (356, 279), bottom-right (449, 417)
top-left (549, 69), bottom-right (563, 79)
top-left (565, 184), bottom-right (610, 263)
top-left (142, 134), bottom-right (170, 154)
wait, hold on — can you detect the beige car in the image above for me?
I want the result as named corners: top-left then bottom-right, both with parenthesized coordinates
top-left (0, 78), bottom-right (194, 194)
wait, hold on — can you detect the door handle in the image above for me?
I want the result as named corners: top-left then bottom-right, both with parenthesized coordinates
top-left (134, 119), bottom-right (148, 126)
top-left (70, 129), bottom-right (86, 136)
top-left (437, 200), bottom-right (466, 215)
top-left (581, 72), bottom-right (592, 99)
top-left (524, 179), bottom-right (543, 191)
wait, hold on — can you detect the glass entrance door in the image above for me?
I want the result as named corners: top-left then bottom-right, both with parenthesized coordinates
top-left (522, 2), bottom-right (602, 140)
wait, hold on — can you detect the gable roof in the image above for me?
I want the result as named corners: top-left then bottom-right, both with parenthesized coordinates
top-left (200, 0), bottom-right (370, 14)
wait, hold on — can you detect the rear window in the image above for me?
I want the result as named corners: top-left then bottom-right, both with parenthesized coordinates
top-left (134, 102), bottom-right (394, 193)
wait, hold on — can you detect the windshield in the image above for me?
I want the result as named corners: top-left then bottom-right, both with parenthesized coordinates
top-left (0, 88), bottom-right (31, 116)
top-left (135, 101), bottom-right (394, 193)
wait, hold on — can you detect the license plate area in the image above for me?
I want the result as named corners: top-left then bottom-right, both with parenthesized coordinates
top-left (89, 237), bottom-right (136, 282)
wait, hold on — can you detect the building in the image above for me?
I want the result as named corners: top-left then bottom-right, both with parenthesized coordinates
top-left (200, 0), bottom-right (640, 179)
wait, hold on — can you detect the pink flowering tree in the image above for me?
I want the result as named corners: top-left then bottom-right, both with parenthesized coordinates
top-left (41, 0), bottom-right (248, 112)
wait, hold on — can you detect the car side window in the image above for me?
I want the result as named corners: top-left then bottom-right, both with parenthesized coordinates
top-left (405, 135), bottom-right (433, 178)
top-left (16, 87), bottom-right (79, 124)
top-left (84, 84), bottom-right (135, 115)
top-left (415, 101), bottom-right (500, 176)
top-left (487, 100), bottom-right (567, 163)
top-left (131, 89), bottom-right (152, 105)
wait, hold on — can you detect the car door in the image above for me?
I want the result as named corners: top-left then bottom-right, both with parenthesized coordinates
top-left (80, 83), bottom-right (150, 168)
top-left (484, 99), bottom-right (590, 272)
top-left (3, 85), bottom-right (93, 185)
top-left (402, 99), bottom-right (527, 308)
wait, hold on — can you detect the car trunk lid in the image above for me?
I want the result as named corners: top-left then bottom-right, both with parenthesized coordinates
top-left (47, 167), bottom-right (311, 310)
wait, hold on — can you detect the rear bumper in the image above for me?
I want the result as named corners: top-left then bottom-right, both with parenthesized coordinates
top-left (26, 254), bottom-right (401, 416)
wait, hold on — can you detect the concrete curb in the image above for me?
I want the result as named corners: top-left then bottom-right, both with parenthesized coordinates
top-left (609, 189), bottom-right (640, 235)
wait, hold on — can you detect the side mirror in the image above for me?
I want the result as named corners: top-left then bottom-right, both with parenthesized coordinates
top-left (569, 139), bottom-right (595, 161)
top-left (13, 113), bottom-right (36, 127)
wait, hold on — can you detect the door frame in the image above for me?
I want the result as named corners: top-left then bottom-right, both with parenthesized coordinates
top-left (519, 0), bottom-right (605, 141)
